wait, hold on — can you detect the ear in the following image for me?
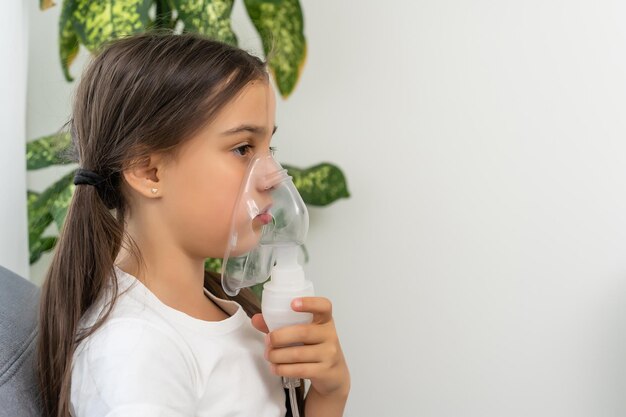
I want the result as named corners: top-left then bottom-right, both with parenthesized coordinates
top-left (122, 154), bottom-right (164, 199)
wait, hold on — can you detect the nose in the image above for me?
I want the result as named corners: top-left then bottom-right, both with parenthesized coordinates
top-left (259, 168), bottom-right (289, 191)
top-left (255, 155), bottom-right (287, 190)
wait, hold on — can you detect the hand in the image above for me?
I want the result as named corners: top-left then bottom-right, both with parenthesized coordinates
top-left (251, 297), bottom-right (351, 398)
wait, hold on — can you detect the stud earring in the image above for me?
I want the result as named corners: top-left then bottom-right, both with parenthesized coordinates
top-left (150, 188), bottom-right (158, 194)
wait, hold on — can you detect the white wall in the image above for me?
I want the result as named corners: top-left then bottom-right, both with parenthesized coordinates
top-left (0, 0), bottom-right (29, 277)
top-left (25, 1), bottom-right (626, 416)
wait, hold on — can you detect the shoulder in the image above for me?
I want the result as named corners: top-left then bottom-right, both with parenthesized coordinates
top-left (78, 317), bottom-right (190, 359)
top-left (75, 317), bottom-right (199, 379)
top-left (71, 318), bottom-right (200, 416)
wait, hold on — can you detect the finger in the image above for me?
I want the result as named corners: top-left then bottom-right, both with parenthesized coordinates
top-left (267, 323), bottom-right (327, 347)
top-left (251, 313), bottom-right (269, 334)
top-left (267, 343), bottom-right (340, 366)
top-left (269, 362), bottom-right (328, 380)
top-left (291, 297), bottom-right (333, 324)
top-left (266, 344), bottom-right (325, 365)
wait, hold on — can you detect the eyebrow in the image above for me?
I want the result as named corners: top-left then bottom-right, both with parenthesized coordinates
top-left (221, 124), bottom-right (278, 136)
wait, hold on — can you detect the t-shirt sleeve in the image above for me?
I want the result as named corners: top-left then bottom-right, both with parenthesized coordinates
top-left (71, 319), bottom-right (198, 417)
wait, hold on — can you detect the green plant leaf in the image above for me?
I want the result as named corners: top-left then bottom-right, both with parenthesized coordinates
top-left (59, 0), bottom-right (80, 81)
top-left (250, 282), bottom-right (264, 300)
top-left (27, 131), bottom-right (72, 170)
top-left (28, 171), bottom-right (75, 235)
top-left (30, 236), bottom-right (58, 265)
top-left (243, 0), bottom-right (306, 98)
top-left (28, 191), bottom-right (40, 208)
top-left (49, 176), bottom-right (76, 230)
top-left (205, 257), bottom-right (223, 273)
top-left (28, 171), bottom-right (76, 264)
top-left (28, 191), bottom-right (53, 248)
top-left (71, 0), bottom-right (152, 52)
top-left (284, 163), bottom-right (350, 206)
top-left (40, 0), bottom-right (57, 11)
top-left (174, 0), bottom-right (238, 45)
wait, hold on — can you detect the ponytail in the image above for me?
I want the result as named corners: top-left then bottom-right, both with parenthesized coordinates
top-left (37, 182), bottom-right (124, 417)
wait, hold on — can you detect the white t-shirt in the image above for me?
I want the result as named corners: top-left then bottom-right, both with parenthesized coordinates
top-left (70, 267), bottom-right (286, 417)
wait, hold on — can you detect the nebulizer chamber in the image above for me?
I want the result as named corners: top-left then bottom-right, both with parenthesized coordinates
top-left (221, 152), bottom-right (313, 417)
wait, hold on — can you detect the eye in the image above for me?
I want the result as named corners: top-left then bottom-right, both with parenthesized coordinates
top-left (232, 144), bottom-right (254, 157)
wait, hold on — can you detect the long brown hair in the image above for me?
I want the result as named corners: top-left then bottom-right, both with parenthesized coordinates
top-left (36, 31), bottom-right (304, 417)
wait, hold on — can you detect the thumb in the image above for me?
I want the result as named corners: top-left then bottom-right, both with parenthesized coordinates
top-left (251, 313), bottom-right (269, 334)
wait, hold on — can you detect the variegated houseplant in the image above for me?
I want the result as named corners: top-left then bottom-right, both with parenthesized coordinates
top-left (29, 0), bottom-right (350, 283)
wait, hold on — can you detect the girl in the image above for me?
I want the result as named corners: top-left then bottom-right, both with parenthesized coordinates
top-left (37, 31), bottom-right (350, 417)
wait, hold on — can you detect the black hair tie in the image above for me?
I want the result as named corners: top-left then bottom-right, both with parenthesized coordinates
top-left (74, 168), bottom-right (120, 209)
top-left (73, 169), bottom-right (106, 187)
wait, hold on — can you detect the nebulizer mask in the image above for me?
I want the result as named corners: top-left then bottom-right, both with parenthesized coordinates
top-left (221, 151), bottom-right (313, 417)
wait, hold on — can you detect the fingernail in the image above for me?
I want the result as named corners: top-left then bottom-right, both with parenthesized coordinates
top-left (265, 333), bottom-right (271, 346)
top-left (292, 298), bottom-right (302, 310)
top-left (264, 349), bottom-right (269, 360)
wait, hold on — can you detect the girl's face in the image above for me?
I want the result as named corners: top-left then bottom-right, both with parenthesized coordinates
top-left (158, 79), bottom-right (277, 259)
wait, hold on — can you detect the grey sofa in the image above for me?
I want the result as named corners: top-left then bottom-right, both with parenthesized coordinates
top-left (0, 265), bottom-right (42, 416)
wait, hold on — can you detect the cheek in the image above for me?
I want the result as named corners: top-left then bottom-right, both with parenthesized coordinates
top-left (163, 160), bottom-right (246, 256)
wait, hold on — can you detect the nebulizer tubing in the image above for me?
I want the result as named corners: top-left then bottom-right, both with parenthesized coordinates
top-left (221, 153), bottom-right (313, 417)
top-left (286, 375), bottom-right (301, 417)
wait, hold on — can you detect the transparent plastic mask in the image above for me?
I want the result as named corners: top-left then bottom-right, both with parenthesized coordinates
top-left (221, 152), bottom-right (309, 296)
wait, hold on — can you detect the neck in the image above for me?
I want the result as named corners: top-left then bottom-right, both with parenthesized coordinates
top-left (116, 202), bottom-right (230, 322)
top-left (116, 217), bottom-right (207, 313)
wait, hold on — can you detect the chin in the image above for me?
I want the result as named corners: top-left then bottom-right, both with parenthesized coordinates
top-left (230, 233), bottom-right (263, 256)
